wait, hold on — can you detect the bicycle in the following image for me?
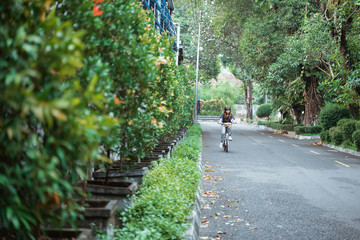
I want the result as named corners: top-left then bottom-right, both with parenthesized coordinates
top-left (222, 122), bottom-right (232, 152)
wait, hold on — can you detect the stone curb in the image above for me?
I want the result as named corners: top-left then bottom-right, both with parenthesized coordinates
top-left (183, 149), bottom-right (203, 240)
top-left (294, 135), bottom-right (321, 140)
top-left (256, 125), bottom-right (321, 140)
top-left (323, 143), bottom-right (360, 157)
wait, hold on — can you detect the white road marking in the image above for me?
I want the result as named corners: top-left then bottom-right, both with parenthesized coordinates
top-left (310, 150), bottom-right (320, 155)
top-left (292, 144), bottom-right (300, 148)
top-left (335, 161), bottom-right (351, 168)
top-left (279, 140), bottom-right (285, 143)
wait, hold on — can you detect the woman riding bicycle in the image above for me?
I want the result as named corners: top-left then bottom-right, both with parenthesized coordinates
top-left (218, 106), bottom-right (236, 148)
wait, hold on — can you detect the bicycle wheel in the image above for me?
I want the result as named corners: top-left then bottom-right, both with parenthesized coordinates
top-left (225, 138), bottom-right (229, 152)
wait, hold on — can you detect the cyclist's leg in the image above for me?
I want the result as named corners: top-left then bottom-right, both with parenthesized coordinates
top-left (228, 126), bottom-right (232, 141)
top-left (228, 126), bottom-right (232, 136)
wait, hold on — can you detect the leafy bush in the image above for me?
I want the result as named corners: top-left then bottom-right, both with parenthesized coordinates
top-left (116, 124), bottom-right (202, 239)
top-left (266, 122), bottom-right (302, 131)
top-left (337, 118), bottom-right (353, 127)
top-left (340, 120), bottom-right (358, 141)
top-left (329, 127), bottom-right (343, 145)
top-left (0, 1), bottom-right (117, 238)
top-left (199, 81), bottom-right (242, 111)
top-left (256, 103), bottom-right (272, 119)
top-left (294, 126), bottom-right (323, 134)
top-left (200, 99), bottom-right (226, 116)
top-left (319, 104), bottom-right (351, 130)
top-left (352, 130), bottom-right (360, 151)
top-left (258, 120), bottom-right (268, 125)
top-left (320, 130), bottom-right (331, 142)
top-left (57, 0), bottom-right (195, 160)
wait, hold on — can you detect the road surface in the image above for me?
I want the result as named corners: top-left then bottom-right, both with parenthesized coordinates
top-left (199, 122), bottom-right (360, 240)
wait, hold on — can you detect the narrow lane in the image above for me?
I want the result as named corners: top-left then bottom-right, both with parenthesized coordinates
top-left (200, 122), bottom-right (360, 240)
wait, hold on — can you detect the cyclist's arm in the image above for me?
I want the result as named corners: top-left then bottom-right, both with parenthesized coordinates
top-left (218, 114), bottom-right (223, 124)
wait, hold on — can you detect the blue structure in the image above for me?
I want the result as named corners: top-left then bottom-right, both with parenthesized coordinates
top-left (142, 0), bottom-right (176, 37)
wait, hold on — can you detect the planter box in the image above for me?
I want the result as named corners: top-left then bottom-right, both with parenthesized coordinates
top-left (84, 180), bottom-right (138, 228)
top-left (110, 162), bottom-right (151, 169)
top-left (85, 180), bottom-right (137, 211)
top-left (79, 200), bottom-right (118, 239)
top-left (42, 228), bottom-right (93, 240)
top-left (92, 167), bottom-right (148, 184)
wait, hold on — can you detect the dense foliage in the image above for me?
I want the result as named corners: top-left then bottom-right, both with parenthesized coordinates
top-left (176, 0), bottom-right (360, 125)
top-left (294, 126), bottom-right (323, 135)
top-left (1, 0), bottom-right (195, 238)
top-left (256, 103), bottom-right (272, 119)
top-left (319, 104), bottom-right (351, 130)
top-left (115, 124), bottom-right (202, 240)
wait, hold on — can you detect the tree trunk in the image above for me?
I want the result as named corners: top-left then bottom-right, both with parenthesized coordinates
top-left (244, 80), bottom-right (253, 119)
top-left (302, 73), bottom-right (323, 126)
top-left (292, 104), bottom-right (304, 124)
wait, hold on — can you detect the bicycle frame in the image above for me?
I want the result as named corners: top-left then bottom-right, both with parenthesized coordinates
top-left (222, 123), bottom-right (231, 152)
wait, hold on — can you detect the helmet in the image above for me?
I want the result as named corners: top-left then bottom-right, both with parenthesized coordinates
top-left (224, 106), bottom-right (231, 111)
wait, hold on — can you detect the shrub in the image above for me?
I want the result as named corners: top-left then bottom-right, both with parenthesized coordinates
top-left (319, 104), bottom-right (351, 130)
top-left (0, 2), bottom-right (117, 238)
top-left (258, 120), bottom-right (268, 125)
top-left (337, 118), bottom-right (353, 127)
top-left (256, 103), bottom-right (272, 119)
top-left (200, 99), bottom-right (226, 115)
top-left (329, 127), bottom-right (343, 145)
top-left (294, 126), bottom-right (323, 134)
top-left (320, 130), bottom-right (331, 142)
top-left (341, 120), bottom-right (358, 141)
top-left (266, 122), bottom-right (302, 131)
top-left (352, 130), bottom-right (360, 151)
top-left (116, 124), bottom-right (202, 239)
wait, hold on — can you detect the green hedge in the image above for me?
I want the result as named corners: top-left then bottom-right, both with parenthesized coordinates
top-left (115, 124), bottom-right (202, 240)
top-left (265, 122), bottom-right (302, 131)
top-left (329, 127), bottom-right (343, 146)
top-left (319, 104), bottom-right (351, 130)
top-left (257, 120), bottom-right (268, 125)
top-left (352, 130), bottom-right (360, 151)
top-left (256, 103), bottom-right (272, 119)
top-left (320, 130), bottom-right (331, 142)
top-left (341, 120), bottom-right (358, 140)
top-left (294, 126), bottom-right (323, 134)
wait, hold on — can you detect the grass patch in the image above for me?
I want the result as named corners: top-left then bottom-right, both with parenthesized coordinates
top-left (114, 124), bottom-right (202, 240)
top-left (324, 141), bottom-right (358, 152)
top-left (299, 133), bottom-right (320, 136)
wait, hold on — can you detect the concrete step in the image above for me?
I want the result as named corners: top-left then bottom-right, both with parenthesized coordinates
top-left (197, 116), bottom-right (219, 122)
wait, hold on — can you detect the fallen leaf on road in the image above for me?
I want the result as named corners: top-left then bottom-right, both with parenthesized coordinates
top-left (201, 220), bottom-right (208, 224)
top-left (223, 215), bottom-right (231, 218)
top-left (234, 206), bottom-right (239, 209)
top-left (200, 237), bottom-right (209, 239)
top-left (215, 213), bottom-right (221, 216)
top-left (217, 231), bottom-right (227, 234)
top-left (201, 224), bottom-right (209, 228)
top-left (235, 218), bottom-right (244, 222)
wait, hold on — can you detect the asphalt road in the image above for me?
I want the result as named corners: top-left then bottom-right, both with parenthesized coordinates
top-left (199, 122), bottom-right (360, 240)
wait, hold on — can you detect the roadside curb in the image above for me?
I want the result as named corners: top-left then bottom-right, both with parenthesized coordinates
top-left (295, 135), bottom-right (321, 140)
top-left (323, 143), bottom-right (360, 157)
top-left (256, 125), bottom-right (320, 140)
top-left (183, 145), bottom-right (203, 240)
